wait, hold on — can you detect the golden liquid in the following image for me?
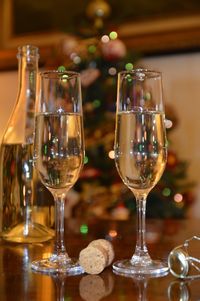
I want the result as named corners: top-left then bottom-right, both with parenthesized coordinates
top-left (115, 111), bottom-right (167, 195)
top-left (0, 143), bottom-right (54, 231)
top-left (34, 113), bottom-right (84, 191)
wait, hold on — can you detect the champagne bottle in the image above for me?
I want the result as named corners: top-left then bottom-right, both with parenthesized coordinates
top-left (0, 45), bottom-right (54, 243)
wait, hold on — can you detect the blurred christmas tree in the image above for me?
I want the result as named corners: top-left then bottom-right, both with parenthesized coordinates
top-left (49, 0), bottom-right (195, 219)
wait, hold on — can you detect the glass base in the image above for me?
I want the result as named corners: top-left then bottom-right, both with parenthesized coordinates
top-left (112, 259), bottom-right (169, 276)
top-left (31, 254), bottom-right (84, 275)
top-left (2, 222), bottom-right (54, 243)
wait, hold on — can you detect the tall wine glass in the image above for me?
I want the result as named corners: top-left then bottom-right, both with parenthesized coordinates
top-left (31, 70), bottom-right (84, 274)
top-left (113, 69), bottom-right (168, 275)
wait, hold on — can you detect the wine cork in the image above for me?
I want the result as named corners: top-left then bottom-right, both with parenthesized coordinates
top-left (79, 239), bottom-right (115, 274)
top-left (89, 239), bottom-right (115, 266)
top-left (79, 245), bottom-right (107, 274)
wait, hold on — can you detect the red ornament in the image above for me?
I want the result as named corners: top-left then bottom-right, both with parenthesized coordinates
top-left (80, 167), bottom-right (101, 179)
top-left (166, 151), bottom-right (178, 169)
top-left (101, 39), bottom-right (127, 61)
top-left (117, 202), bottom-right (125, 208)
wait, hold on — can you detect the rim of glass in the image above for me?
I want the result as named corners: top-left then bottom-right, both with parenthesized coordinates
top-left (17, 44), bottom-right (39, 58)
top-left (40, 70), bottom-right (80, 79)
top-left (119, 68), bottom-right (161, 79)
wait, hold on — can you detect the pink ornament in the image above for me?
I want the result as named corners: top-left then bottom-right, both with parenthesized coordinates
top-left (101, 39), bottom-right (127, 61)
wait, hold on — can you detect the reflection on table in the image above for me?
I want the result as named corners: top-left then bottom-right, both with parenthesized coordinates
top-left (0, 217), bottom-right (200, 300)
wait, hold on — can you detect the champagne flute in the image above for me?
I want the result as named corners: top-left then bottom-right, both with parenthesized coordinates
top-left (31, 70), bottom-right (84, 274)
top-left (113, 69), bottom-right (168, 275)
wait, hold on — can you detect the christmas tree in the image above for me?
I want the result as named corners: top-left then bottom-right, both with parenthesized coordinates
top-left (48, 0), bottom-right (195, 219)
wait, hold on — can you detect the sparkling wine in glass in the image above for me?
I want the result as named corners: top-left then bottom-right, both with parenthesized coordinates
top-left (113, 69), bottom-right (168, 275)
top-left (31, 70), bottom-right (84, 274)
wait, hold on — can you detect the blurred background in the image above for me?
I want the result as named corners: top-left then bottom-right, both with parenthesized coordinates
top-left (0, 0), bottom-right (200, 219)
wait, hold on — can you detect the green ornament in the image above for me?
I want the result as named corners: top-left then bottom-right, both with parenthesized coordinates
top-left (125, 63), bottom-right (133, 71)
top-left (88, 45), bottom-right (97, 54)
top-left (58, 65), bottom-right (66, 72)
top-left (93, 99), bottom-right (101, 108)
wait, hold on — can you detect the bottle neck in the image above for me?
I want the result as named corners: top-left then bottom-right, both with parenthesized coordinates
top-left (17, 54), bottom-right (38, 108)
top-left (3, 46), bottom-right (39, 144)
top-left (17, 54), bottom-right (39, 143)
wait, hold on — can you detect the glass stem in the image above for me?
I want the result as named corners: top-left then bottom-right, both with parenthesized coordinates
top-left (137, 279), bottom-right (148, 301)
top-left (24, 180), bottom-right (33, 233)
top-left (131, 194), bottom-right (152, 264)
top-left (53, 195), bottom-right (68, 258)
top-left (55, 276), bottom-right (65, 301)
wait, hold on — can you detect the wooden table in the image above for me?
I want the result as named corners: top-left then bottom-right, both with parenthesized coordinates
top-left (1, 218), bottom-right (200, 300)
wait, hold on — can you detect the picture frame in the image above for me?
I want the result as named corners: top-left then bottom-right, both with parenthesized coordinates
top-left (119, 14), bottom-right (200, 54)
top-left (0, 0), bottom-right (68, 70)
top-left (0, 0), bottom-right (200, 70)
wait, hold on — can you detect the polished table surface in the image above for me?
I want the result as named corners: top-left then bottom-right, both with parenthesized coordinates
top-left (1, 217), bottom-right (200, 301)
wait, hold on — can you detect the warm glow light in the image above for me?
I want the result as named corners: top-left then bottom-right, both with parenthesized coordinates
top-left (73, 56), bottom-right (81, 64)
top-left (101, 35), bottom-right (109, 43)
top-left (108, 230), bottom-right (118, 238)
top-left (108, 150), bottom-right (115, 159)
top-left (70, 52), bottom-right (77, 60)
top-left (108, 67), bottom-right (117, 76)
top-left (174, 193), bottom-right (183, 203)
top-left (165, 119), bottom-right (173, 129)
top-left (61, 74), bottom-right (69, 82)
top-left (42, 252), bottom-right (52, 259)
